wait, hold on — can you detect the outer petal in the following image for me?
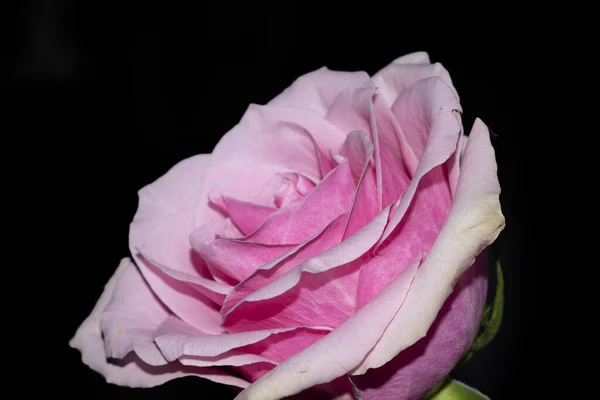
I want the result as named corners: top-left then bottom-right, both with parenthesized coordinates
top-left (352, 254), bottom-right (487, 400)
top-left (129, 154), bottom-right (227, 332)
top-left (352, 118), bottom-right (505, 375)
top-left (99, 258), bottom-right (170, 366)
top-left (268, 67), bottom-right (371, 117)
top-left (69, 258), bottom-right (248, 389)
top-left (373, 52), bottom-right (456, 107)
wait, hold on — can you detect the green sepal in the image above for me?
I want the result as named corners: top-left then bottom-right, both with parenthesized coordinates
top-left (424, 379), bottom-right (490, 400)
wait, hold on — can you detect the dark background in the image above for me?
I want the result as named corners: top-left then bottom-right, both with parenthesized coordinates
top-left (8, 1), bottom-right (545, 399)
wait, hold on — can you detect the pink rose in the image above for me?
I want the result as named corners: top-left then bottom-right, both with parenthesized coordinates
top-left (70, 51), bottom-right (505, 400)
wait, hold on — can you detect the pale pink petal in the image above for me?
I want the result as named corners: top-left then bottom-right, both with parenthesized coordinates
top-left (134, 249), bottom-right (230, 306)
top-left (273, 173), bottom-right (316, 208)
top-left (180, 352), bottom-right (276, 368)
top-left (192, 236), bottom-right (294, 283)
top-left (326, 86), bottom-right (375, 137)
top-left (135, 256), bottom-right (225, 334)
top-left (234, 255), bottom-right (422, 400)
top-left (282, 161), bottom-right (355, 243)
top-left (378, 77), bottom-right (463, 246)
top-left (356, 166), bottom-right (451, 308)
top-left (69, 258), bottom-right (248, 389)
top-left (389, 51), bottom-right (431, 65)
top-left (129, 154), bottom-right (228, 331)
top-left (154, 315), bottom-right (331, 361)
top-left (99, 259), bottom-right (170, 366)
top-left (224, 207), bottom-right (391, 332)
top-left (447, 133), bottom-right (466, 199)
top-left (373, 53), bottom-right (456, 107)
top-left (275, 121), bottom-right (335, 178)
top-left (352, 118), bottom-right (505, 375)
top-left (268, 67), bottom-right (371, 117)
top-left (210, 196), bottom-right (276, 235)
top-left (204, 105), bottom-right (347, 198)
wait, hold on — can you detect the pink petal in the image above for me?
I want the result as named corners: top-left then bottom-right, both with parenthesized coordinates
top-left (372, 95), bottom-right (419, 177)
top-left (69, 258), bottom-right (249, 389)
top-left (268, 67), bottom-right (371, 118)
top-left (339, 131), bottom-right (379, 239)
top-left (281, 161), bottom-right (355, 244)
top-left (352, 254), bottom-right (488, 400)
top-left (180, 352), bottom-right (275, 368)
top-left (221, 214), bottom-right (348, 321)
top-left (129, 154), bottom-right (228, 331)
top-left (192, 235), bottom-right (294, 283)
top-left (134, 249), bottom-right (230, 306)
top-left (210, 196), bottom-right (277, 235)
top-left (224, 208), bottom-right (391, 332)
top-left (338, 130), bottom-right (374, 183)
top-left (204, 105), bottom-right (347, 198)
top-left (275, 122), bottom-right (335, 179)
top-left (378, 136), bottom-right (410, 209)
top-left (378, 77), bottom-right (463, 246)
top-left (273, 173), bottom-right (316, 208)
top-left (99, 259), bottom-right (170, 366)
top-left (373, 53), bottom-right (457, 107)
top-left (326, 86), bottom-right (375, 138)
top-left (234, 255), bottom-right (422, 400)
top-left (233, 203), bottom-right (301, 245)
top-left (352, 118), bottom-right (505, 375)
top-left (154, 315), bottom-right (331, 361)
top-left (356, 165), bottom-right (451, 308)
top-left (447, 133), bottom-right (466, 199)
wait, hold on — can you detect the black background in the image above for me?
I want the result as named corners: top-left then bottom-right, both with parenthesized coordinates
top-left (8, 1), bottom-right (547, 399)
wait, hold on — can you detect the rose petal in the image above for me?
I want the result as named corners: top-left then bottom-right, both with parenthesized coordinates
top-left (69, 258), bottom-right (248, 389)
top-left (221, 214), bottom-right (348, 322)
top-left (282, 161), bottom-right (355, 243)
top-left (352, 253), bottom-right (488, 400)
top-left (352, 118), bottom-right (505, 375)
top-left (379, 77), bottom-right (463, 246)
top-left (99, 258), bottom-right (170, 366)
top-left (447, 133), bottom-right (466, 199)
top-left (224, 207), bottom-right (391, 332)
top-left (378, 135), bottom-right (410, 209)
top-left (356, 164), bottom-right (451, 308)
top-left (268, 67), bottom-right (371, 118)
top-left (273, 173), bottom-right (316, 208)
top-left (373, 53), bottom-right (456, 107)
top-left (234, 254), bottom-right (422, 400)
top-left (210, 196), bottom-right (277, 235)
top-left (204, 105), bottom-right (347, 198)
top-left (154, 315), bottom-right (331, 361)
top-left (129, 154), bottom-right (228, 331)
top-left (338, 130), bottom-right (374, 183)
top-left (192, 236), bottom-right (294, 283)
top-left (232, 203), bottom-right (301, 245)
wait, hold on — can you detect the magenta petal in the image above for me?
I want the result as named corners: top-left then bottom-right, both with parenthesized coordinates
top-left (273, 173), bottom-right (315, 208)
top-left (281, 161), bottom-right (355, 243)
top-left (211, 196), bottom-right (276, 235)
top-left (356, 166), bottom-right (451, 308)
top-left (378, 137), bottom-right (411, 209)
top-left (338, 130), bottom-right (374, 182)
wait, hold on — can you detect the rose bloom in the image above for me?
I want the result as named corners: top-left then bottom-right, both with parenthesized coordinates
top-left (70, 51), bottom-right (505, 400)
